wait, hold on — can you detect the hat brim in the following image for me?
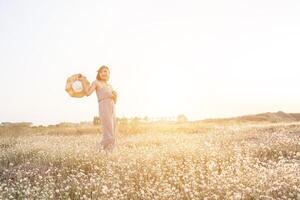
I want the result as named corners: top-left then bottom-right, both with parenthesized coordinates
top-left (65, 74), bottom-right (90, 98)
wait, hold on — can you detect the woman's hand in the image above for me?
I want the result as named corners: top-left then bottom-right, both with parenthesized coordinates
top-left (76, 74), bottom-right (86, 81)
top-left (112, 90), bottom-right (118, 103)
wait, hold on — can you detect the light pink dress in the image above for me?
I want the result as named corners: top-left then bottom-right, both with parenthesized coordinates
top-left (95, 84), bottom-right (117, 152)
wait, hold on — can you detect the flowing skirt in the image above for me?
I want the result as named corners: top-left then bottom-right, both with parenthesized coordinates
top-left (98, 99), bottom-right (116, 152)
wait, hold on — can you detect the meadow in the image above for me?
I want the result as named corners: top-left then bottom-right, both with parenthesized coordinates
top-left (0, 121), bottom-right (300, 199)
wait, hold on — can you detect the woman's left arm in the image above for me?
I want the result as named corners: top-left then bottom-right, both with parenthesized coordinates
top-left (110, 85), bottom-right (118, 103)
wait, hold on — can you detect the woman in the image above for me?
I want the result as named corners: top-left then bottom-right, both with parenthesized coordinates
top-left (79, 65), bottom-right (117, 153)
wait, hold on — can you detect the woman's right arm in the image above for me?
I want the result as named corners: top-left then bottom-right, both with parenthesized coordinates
top-left (82, 80), bottom-right (97, 97)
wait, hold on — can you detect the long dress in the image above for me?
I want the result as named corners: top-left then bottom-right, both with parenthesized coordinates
top-left (95, 84), bottom-right (117, 152)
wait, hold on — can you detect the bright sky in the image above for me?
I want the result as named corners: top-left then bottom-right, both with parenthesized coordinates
top-left (1, 0), bottom-right (300, 125)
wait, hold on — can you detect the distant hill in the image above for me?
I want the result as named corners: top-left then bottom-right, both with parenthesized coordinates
top-left (201, 111), bottom-right (300, 123)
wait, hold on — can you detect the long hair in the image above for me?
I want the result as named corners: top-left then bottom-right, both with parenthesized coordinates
top-left (96, 65), bottom-right (110, 81)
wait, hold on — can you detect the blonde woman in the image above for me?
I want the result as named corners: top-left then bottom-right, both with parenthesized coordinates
top-left (79, 65), bottom-right (117, 153)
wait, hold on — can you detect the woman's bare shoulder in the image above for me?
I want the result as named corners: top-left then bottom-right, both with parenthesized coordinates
top-left (91, 80), bottom-right (99, 89)
top-left (93, 80), bottom-right (106, 89)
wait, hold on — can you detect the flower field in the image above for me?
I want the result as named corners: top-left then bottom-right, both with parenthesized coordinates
top-left (0, 123), bottom-right (300, 199)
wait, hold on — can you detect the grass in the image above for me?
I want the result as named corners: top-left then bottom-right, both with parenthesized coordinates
top-left (0, 122), bottom-right (300, 199)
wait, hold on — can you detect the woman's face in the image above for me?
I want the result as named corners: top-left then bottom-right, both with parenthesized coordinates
top-left (100, 68), bottom-right (110, 81)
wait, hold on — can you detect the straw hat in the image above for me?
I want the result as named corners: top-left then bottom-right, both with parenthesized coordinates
top-left (65, 74), bottom-right (90, 98)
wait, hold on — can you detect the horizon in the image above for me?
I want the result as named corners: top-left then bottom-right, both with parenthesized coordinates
top-left (1, 110), bottom-right (297, 126)
top-left (1, 0), bottom-right (300, 125)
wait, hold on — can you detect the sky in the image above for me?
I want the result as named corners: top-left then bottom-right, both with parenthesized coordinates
top-left (1, 0), bottom-right (300, 125)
